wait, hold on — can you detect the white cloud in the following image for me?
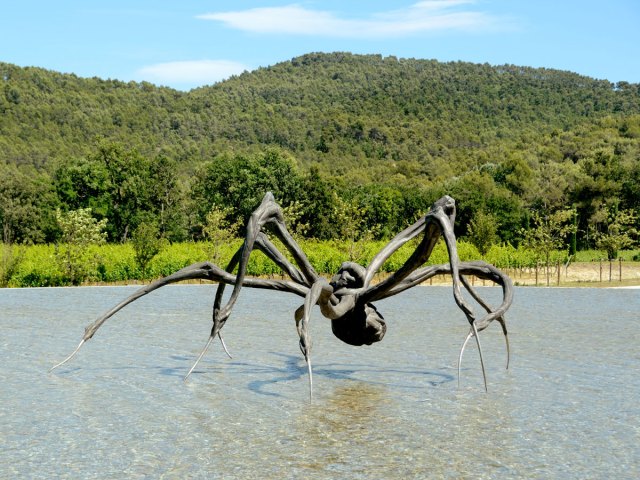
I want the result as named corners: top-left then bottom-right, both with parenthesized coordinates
top-left (136, 60), bottom-right (248, 87)
top-left (197, 1), bottom-right (500, 38)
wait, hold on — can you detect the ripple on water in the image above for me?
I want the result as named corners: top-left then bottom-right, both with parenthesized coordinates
top-left (1, 285), bottom-right (639, 479)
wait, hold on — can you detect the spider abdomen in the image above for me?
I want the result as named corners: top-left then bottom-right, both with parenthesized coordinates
top-left (331, 301), bottom-right (386, 346)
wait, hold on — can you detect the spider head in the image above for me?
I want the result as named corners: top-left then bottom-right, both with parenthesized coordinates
top-left (433, 195), bottom-right (456, 225)
top-left (330, 261), bottom-right (366, 290)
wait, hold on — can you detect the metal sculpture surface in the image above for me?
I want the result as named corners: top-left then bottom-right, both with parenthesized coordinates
top-left (52, 193), bottom-right (514, 397)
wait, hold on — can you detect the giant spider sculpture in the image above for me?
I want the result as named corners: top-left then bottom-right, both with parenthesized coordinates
top-left (52, 193), bottom-right (514, 397)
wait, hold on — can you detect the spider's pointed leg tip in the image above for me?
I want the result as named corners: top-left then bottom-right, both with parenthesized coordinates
top-left (504, 334), bottom-right (511, 371)
top-left (184, 335), bottom-right (215, 383)
top-left (498, 318), bottom-right (510, 371)
top-left (471, 322), bottom-right (488, 393)
top-left (50, 339), bottom-right (85, 372)
top-left (457, 330), bottom-right (473, 389)
top-left (218, 334), bottom-right (233, 359)
top-left (305, 355), bottom-right (313, 402)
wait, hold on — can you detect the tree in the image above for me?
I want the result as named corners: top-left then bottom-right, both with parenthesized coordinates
top-left (202, 205), bottom-right (240, 265)
top-left (190, 150), bottom-right (305, 236)
top-left (282, 200), bottom-right (310, 238)
top-left (0, 162), bottom-right (59, 244)
top-left (53, 155), bottom-right (111, 218)
top-left (53, 142), bottom-right (185, 243)
top-left (446, 170), bottom-right (525, 244)
top-left (351, 185), bottom-right (404, 239)
top-left (55, 208), bottom-right (107, 285)
top-left (298, 166), bottom-right (337, 239)
top-left (94, 141), bottom-right (152, 243)
top-left (591, 205), bottom-right (637, 259)
top-left (467, 211), bottom-right (499, 256)
top-left (146, 155), bottom-right (185, 242)
top-left (331, 194), bottom-right (377, 262)
top-left (131, 218), bottom-right (163, 278)
top-left (521, 208), bottom-right (577, 285)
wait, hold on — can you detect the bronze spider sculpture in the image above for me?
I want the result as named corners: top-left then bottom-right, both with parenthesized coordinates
top-left (52, 193), bottom-right (514, 398)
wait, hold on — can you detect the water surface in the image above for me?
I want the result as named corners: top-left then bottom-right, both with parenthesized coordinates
top-left (1, 285), bottom-right (638, 479)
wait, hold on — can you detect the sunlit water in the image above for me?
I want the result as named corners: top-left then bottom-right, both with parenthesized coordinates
top-left (1, 284), bottom-right (638, 479)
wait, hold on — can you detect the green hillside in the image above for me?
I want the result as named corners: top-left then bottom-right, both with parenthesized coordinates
top-left (1, 52), bottom-right (639, 249)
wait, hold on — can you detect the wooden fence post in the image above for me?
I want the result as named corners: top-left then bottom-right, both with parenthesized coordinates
top-left (609, 260), bottom-right (612, 282)
top-left (600, 259), bottom-right (603, 282)
top-left (619, 257), bottom-right (623, 282)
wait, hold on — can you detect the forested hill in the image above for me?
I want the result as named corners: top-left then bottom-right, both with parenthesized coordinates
top-left (1, 52), bottom-right (640, 248)
top-left (2, 52), bottom-right (639, 177)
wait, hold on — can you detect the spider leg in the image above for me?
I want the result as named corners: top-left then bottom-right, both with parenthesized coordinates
top-left (186, 192), bottom-right (319, 381)
top-left (208, 192), bottom-right (317, 340)
top-left (294, 302), bottom-right (315, 400)
top-left (184, 335), bottom-right (215, 381)
top-left (254, 232), bottom-right (308, 286)
top-left (458, 329), bottom-right (472, 388)
top-left (359, 196), bottom-right (473, 321)
top-left (218, 334), bottom-right (233, 359)
top-left (294, 278), bottom-right (336, 400)
top-left (499, 319), bottom-right (510, 370)
top-left (456, 322), bottom-right (487, 391)
top-left (189, 247), bottom-right (244, 375)
top-left (472, 321), bottom-right (488, 392)
top-left (50, 339), bottom-right (86, 372)
top-left (392, 261), bottom-right (513, 388)
top-left (459, 273), bottom-right (510, 370)
top-left (184, 247), bottom-right (302, 381)
top-left (51, 261), bottom-right (229, 372)
top-left (50, 258), bottom-right (306, 372)
top-left (356, 196), bottom-right (513, 391)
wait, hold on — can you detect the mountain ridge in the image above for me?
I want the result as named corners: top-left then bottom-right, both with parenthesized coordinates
top-left (2, 52), bottom-right (638, 178)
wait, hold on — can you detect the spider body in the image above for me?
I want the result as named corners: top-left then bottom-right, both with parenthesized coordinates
top-left (52, 192), bottom-right (514, 396)
top-left (330, 301), bottom-right (386, 347)
top-left (320, 262), bottom-right (386, 346)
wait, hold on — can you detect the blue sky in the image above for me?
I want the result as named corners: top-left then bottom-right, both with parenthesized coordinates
top-left (1, 1), bottom-right (638, 91)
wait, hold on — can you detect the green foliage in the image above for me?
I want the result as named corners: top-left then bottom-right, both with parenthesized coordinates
top-left (521, 208), bottom-right (577, 262)
top-left (131, 219), bottom-right (163, 277)
top-left (1, 54), bottom-right (640, 250)
top-left (55, 208), bottom-right (107, 285)
top-left (282, 200), bottom-right (310, 238)
top-left (467, 211), bottom-right (500, 256)
top-left (56, 208), bottom-right (107, 245)
top-left (2, 239), bottom-right (639, 287)
top-left (0, 162), bottom-right (59, 243)
top-left (443, 170), bottom-right (526, 244)
top-left (202, 204), bottom-right (241, 265)
top-left (520, 208), bottom-right (578, 285)
top-left (591, 206), bottom-right (637, 259)
top-left (52, 142), bottom-right (185, 243)
top-left (10, 244), bottom-right (65, 287)
top-left (189, 150), bottom-right (304, 235)
top-left (0, 243), bottom-right (24, 287)
top-left (331, 194), bottom-right (377, 262)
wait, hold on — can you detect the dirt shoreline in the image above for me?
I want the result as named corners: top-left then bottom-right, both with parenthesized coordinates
top-left (415, 261), bottom-right (640, 288)
top-left (80, 261), bottom-right (640, 289)
top-left (500, 260), bottom-right (640, 287)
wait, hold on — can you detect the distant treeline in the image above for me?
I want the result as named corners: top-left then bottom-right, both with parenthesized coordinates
top-left (1, 53), bottom-right (639, 252)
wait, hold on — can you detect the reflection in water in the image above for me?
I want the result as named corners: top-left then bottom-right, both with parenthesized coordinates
top-left (295, 382), bottom-right (391, 476)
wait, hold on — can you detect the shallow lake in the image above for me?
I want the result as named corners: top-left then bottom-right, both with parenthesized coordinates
top-left (1, 284), bottom-right (638, 479)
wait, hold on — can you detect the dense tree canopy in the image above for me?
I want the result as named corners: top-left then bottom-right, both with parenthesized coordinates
top-left (1, 53), bottom-right (639, 249)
